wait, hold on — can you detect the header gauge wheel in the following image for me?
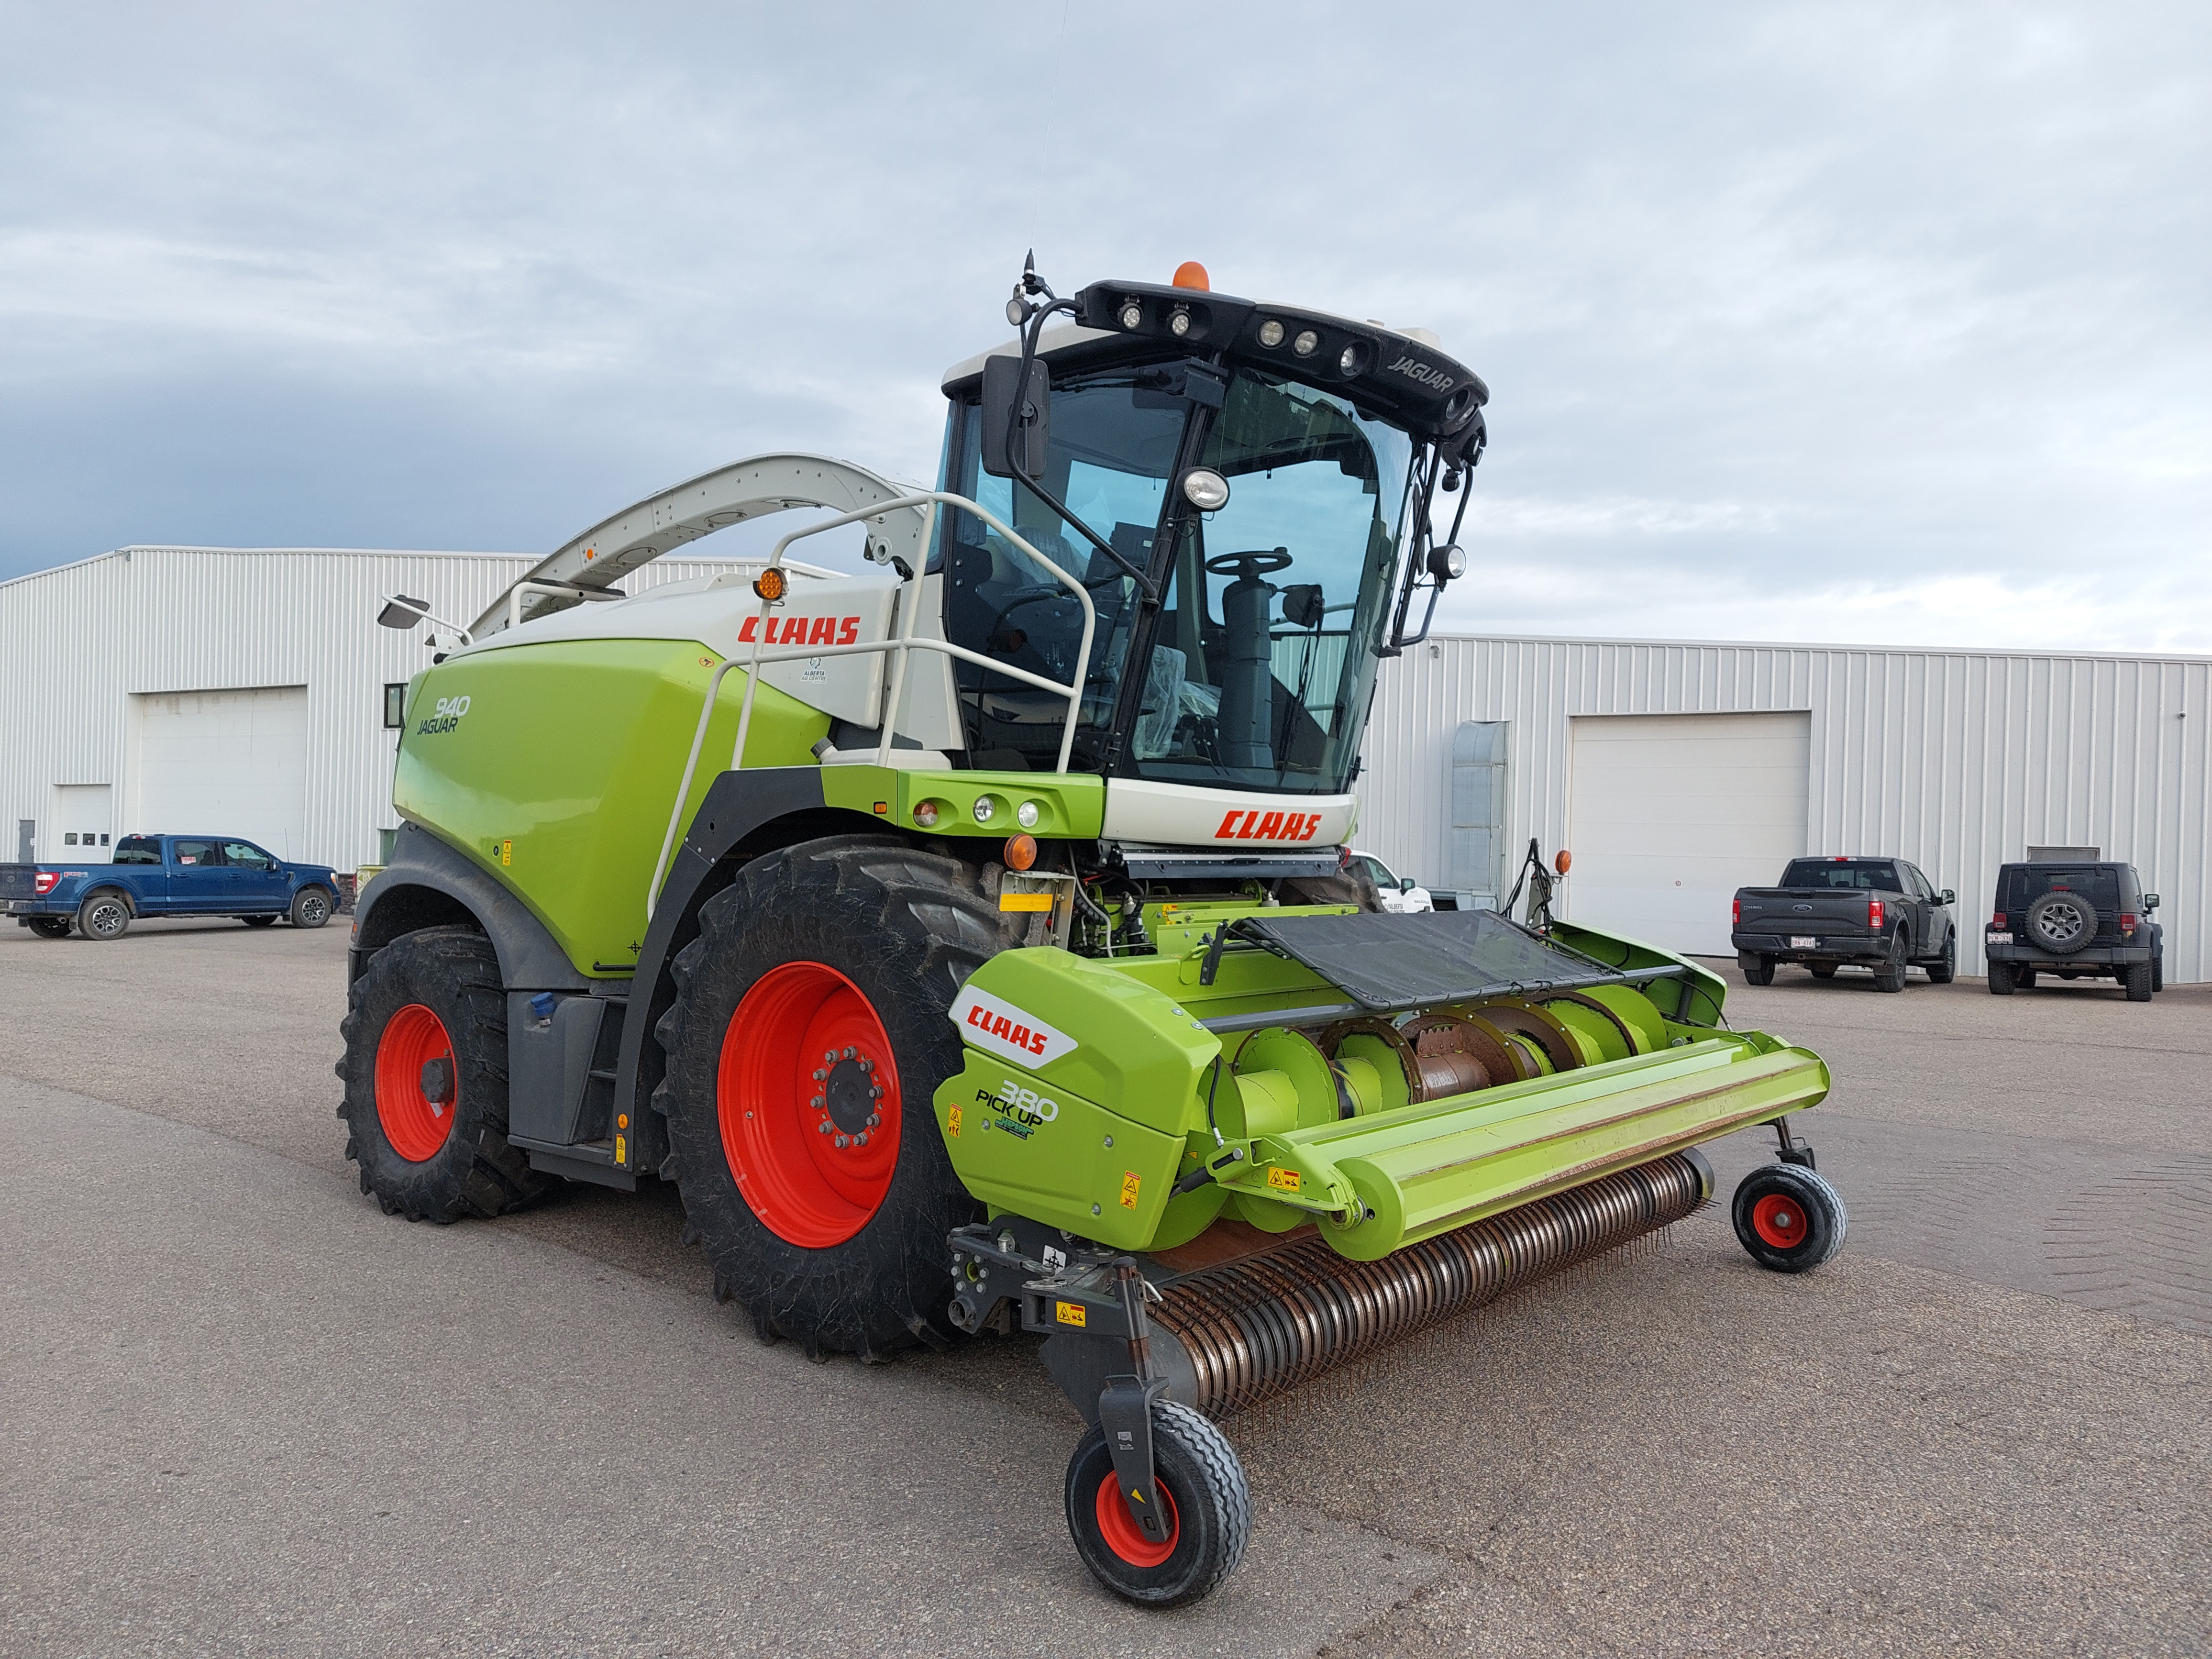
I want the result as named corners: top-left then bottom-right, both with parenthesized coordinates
top-left (1065, 1400), bottom-right (1250, 1607)
top-left (1732, 1163), bottom-right (1847, 1273)
top-left (653, 836), bottom-right (1023, 1360)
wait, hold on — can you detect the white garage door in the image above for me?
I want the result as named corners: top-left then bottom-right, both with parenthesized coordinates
top-left (1566, 712), bottom-right (1810, 957)
top-left (132, 687), bottom-right (310, 861)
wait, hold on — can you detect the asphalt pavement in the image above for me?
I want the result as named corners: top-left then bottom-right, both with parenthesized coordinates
top-left (2, 917), bottom-right (2207, 1657)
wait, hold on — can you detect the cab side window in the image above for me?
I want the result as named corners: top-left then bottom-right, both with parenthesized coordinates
top-left (222, 841), bottom-right (274, 870)
top-left (173, 840), bottom-right (220, 867)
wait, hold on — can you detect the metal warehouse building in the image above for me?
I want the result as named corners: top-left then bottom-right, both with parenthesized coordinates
top-left (1358, 635), bottom-right (2212, 982)
top-left (6, 547), bottom-right (2206, 982)
top-left (0, 546), bottom-right (749, 876)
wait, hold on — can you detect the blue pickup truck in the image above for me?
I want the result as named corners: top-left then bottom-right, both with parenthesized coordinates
top-left (0, 834), bottom-right (342, 940)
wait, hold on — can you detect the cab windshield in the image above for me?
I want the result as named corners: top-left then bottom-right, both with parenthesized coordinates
top-left (940, 362), bottom-right (1416, 794)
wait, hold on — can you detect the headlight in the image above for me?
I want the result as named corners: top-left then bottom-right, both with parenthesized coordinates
top-left (1257, 319), bottom-right (1285, 348)
top-left (1181, 468), bottom-right (1231, 511)
top-left (1339, 343), bottom-right (1369, 375)
top-left (972, 796), bottom-right (995, 825)
top-left (1118, 298), bottom-right (1144, 330)
top-left (1016, 800), bottom-right (1041, 829)
top-left (913, 800), bottom-right (939, 828)
top-left (1428, 543), bottom-right (1467, 581)
top-left (1292, 329), bottom-right (1320, 357)
top-left (1168, 306), bottom-right (1192, 337)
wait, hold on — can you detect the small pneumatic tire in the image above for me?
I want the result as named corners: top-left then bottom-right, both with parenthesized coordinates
top-left (242, 914), bottom-right (278, 928)
top-left (77, 890), bottom-right (132, 941)
top-left (26, 916), bottom-right (72, 940)
top-left (1925, 932), bottom-right (1956, 984)
top-left (1065, 1400), bottom-right (1250, 1608)
top-left (336, 925), bottom-right (555, 1223)
top-left (2125, 959), bottom-right (2154, 1002)
top-left (290, 887), bottom-right (332, 929)
top-left (1987, 962), bottom-right (2014, 995)
top-left (1732, 1163), bottom-right (1847, 1272)
top-left (1742, 957), bottom-right (1775, 986)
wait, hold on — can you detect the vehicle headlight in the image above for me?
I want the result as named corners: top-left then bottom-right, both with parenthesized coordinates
top-left (1016, 800), bottom-right (1040, 829)
top-left (1292, 329), bottom-right (1320, 357)
top-left (913, 800), bottom-right (940, 828)
top-left (972, 796), bottom-right (996, 825)
top-left (1118, 298), bottom-right (1144, 330)
top-left (1257, 319), bottom-right (1285, 348)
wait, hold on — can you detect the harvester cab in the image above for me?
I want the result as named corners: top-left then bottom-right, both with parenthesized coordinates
top-left (345, 260), bottom-right (1845, 1607)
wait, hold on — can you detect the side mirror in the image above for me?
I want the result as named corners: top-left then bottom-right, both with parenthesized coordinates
top-left (979, 355), bottom-right (1050, 479)
top-left (1940, 888), bottom-right (1956, 905)
top-left (1401, 877), bottom-right (1417, 893)
top-left (377, 595), bottom-right (430, 630)
top-left (2145, 893), bottom-right (2160, 911)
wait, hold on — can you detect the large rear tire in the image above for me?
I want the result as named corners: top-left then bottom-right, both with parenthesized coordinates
top-left (2125, 959), bottom-right (2154, 1002)
top-left (77, 889), bottom-right (132, 940)
top-left (654, 836), bottom-right (1020, 1360)
top-left (1988, 962), bottom-right (2014, 995)
top-left (336, 926), bottom-right (555, 1222)
top-left (1742, 956), bottom-right (1775, 987)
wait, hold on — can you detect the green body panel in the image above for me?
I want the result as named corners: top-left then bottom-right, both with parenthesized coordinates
top-left (929, 916), bottom-right (1831, 1262)
top-left (934, 1051), bottom-right (1186, 1249)
top-left (820, 765), bottom-right (1105, 841)
top-left (394, 639), bottom-right (828, 976)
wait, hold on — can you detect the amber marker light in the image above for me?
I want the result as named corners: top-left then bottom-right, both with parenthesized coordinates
top-left (752, 566), bottom-right (788, 602)
top-left (1004, 834), bottom-right (1038, 871)
top-left (1554, 849), bottom-right (1573, 875)
top-left (1172, 261), bottom-right (1210, 291)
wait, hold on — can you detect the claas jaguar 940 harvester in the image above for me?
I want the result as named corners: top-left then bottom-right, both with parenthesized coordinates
top-left (345, 261), bottom-right (1846, 1606)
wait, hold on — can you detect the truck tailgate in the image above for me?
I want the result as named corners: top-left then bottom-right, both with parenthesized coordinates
top-left (1736, 888), bottom-right (1880, 941)
top-left (0, 864), bottom-right (37, 902)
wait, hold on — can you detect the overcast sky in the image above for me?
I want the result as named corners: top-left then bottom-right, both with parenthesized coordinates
top-left (3, 2), bottom-right (2206, 651)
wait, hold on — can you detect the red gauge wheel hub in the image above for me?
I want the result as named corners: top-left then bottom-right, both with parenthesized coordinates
top-left (1751, 1192), bottom-right (1807, 1250)
top-left (1094, 1474), bottom-right (1180, 1568)
top-left (376, 1003), bottom-right (459, 1162)
top-left (719, 961), bottom-right (901, 1248)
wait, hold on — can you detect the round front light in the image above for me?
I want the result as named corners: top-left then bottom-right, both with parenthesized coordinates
top-left (1292, 329), bottom-right (1320, 357)
top-left (913, 800), bottom-right (940, 828)
top-left (1118, 298), bottom-right (1144, 330)
top-left (1016, 799), bottom-right (1041, 829)
top-left (1181, 468), bottom-right (1231, 512)
top-left (1339, 343), bottom-right (1365, 374)
top-left (972, 796), bottom-right (995, 825)
top-left (1168, 307), bottom-right (1192, 337)
top-left (1257, 319), bottom-right (1285, 348)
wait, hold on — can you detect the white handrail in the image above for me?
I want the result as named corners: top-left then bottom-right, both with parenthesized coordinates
top-left (644, 490), bottom-right (1099, 919)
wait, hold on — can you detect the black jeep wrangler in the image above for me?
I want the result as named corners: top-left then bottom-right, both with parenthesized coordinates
top-left (1986, 860), bottom-right (2164, 1001)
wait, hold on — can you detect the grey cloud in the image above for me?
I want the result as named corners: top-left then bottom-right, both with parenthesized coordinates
top-left (1, 1), bottom-right (2205, 649)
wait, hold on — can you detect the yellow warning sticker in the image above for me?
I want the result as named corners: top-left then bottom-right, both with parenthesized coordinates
top-left (614, 1133), bottom-right (627, 1165)
top-left (1120, 1171), bottom-right (1142, 1208)
top-left (1266, 1167), bottom-right (1302, 1194)
top-left (499, 839), bottom-right (513, 867)
top-left (948, 1104), bottom-right (963, 1137)
top-left (998, 892), bottom-right (1054, 912)
top-left (1056, 1300), bottom-right (1087, 1327)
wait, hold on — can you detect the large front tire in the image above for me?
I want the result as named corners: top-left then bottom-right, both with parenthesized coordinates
top-left (336, 926), bottom-right (554, 1222)
top-left (654, 836), bottom-right (1019, 1360)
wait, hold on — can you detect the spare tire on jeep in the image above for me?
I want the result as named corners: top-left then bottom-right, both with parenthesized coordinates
top-left (2024, 891), bottom-right (2097, 954)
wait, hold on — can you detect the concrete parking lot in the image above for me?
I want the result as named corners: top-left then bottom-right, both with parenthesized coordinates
top-left (4, 918), bottom-right (2208, 1657)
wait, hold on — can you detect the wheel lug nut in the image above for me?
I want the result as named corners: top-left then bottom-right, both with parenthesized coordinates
top-left (858, 1058), bottom-right (872, 1073)
top-left (810, 1096), bottom-right (824, 1109)
top-left (824, 1051), bottom-right (837, 1064)
top-left (869, 1086), bottom-right (883, 1100)
top-left (812, 1068), bottom-right (827, 1082)
top-left (855, 1132), bottom-right (869, 1146)
top-left (843, 1046), bottom-right (857, 1061)
top-left (818, 1122), bottom-right (832, 1134)
top-left (865, 1113), bottom-right (879, 1128)
top-left (834, 1134), bottom-right (849, 1149)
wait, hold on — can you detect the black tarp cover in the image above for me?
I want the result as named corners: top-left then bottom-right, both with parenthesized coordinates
top-left (1230, 909), bottom-right (1646, 1012)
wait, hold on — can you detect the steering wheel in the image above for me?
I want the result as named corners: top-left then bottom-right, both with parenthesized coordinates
top-left (1206, 548), bottom-right (1293, 576)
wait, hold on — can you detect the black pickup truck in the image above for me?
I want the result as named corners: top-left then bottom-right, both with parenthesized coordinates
top-left (1986, 861), bottom-right (2163, 1001)
top-left (1732, 856), bottom-right (1957, 992)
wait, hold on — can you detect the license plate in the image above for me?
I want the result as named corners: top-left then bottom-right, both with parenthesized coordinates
top-left (1988, 931), bottom-right (2012, 944)
top-left (1789, 935), bottom-right (1817, 949)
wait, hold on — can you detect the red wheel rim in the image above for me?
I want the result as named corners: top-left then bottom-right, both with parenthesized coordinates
top-left (1095, 1473), bottom-right (1179, 1568)
top-left (376, 1003), bottom-right (458, 1162)
top-left (718, 961), bottom-right (901, 1248)
top-left (1752, 1192), bottom-right (1808, 1250)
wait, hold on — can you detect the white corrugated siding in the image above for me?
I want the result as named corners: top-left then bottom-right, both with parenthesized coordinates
top-left (0, 547), bottom-right (756, 873)
top-left (1361, 636), bottom-right (2212, 983)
